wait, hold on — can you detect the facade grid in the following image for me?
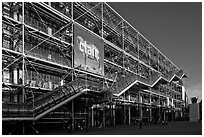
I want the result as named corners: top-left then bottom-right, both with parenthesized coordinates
top-left (2, 2), bottom-right (188, 133)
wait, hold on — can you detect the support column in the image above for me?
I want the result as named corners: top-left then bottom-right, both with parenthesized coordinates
top-left (91, 106), bottom-right (94, 127)
top-left (110, 104), bottom-right (113, 126)
top-left (113, 104), bottom-right (116, 126)
top-left (149, 108), bottom-right (152, 123)
top-left (86, 98), bottom-right (89, 132)
top-left (128, 105), bottom-right (131, 125)
top-left (22, 2), bottom-right (25, 104)
top-left (103, 103), bottom-right (106, 127)
top-left (172, 109), bottom-right (174, 122)
top-left (136, 105), bottom-right (138, 123)
top-left (71, 4), bottom-right (74, 129)
top-left (139, 92), bottom-right (143, 120)
top-left (164, 109), bottom-right (166, 122)
top-left (22, 122), bottom-right (25, 135)
top-left (71, 100), bottom-right (74, 131)
top-left (128, 94), bottom-right (131, 125)
top-left (150, 95), bottom-right (152, 123)
top-left (123, 93), bottom-right (126, 125)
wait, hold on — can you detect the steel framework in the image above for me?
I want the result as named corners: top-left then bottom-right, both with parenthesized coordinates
top-left (2, 2), bottom-right (187, 134)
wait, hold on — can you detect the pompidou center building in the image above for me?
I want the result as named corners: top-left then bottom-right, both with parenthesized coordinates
top-left (2, 2), bottom-right (188, 133)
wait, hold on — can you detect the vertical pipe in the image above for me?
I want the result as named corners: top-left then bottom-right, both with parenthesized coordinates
top-left (101, 2), bottom-right (105, 93)
top-left (159, 87), bottom-right (161, 122)
top-left (71, 3), bottom-right (74, 131)
top-left (32, 92), bottom-right (34, 119)
top-left (101, 4), bottom-right (106, 127)
top-left (128, 105), bottom-right (131, 125)
top-left (22, 2), bottom-right (25, 103)
top-left (149, 44), bottom-right (151, 67)
top-left (128, 93), bottom-right (131, 125)
top-left (164, 109), bottom-right (166, 122)
top-left (137, 34), bottom-right (140, 76)
top-left (86, 98), bottom-right (89, 131)
top-left (71, 2), bottom-right (74, 71)
top-left (113, 103), bottom-right (115, 126)
top-left (122, 20), bottom-right (124, 69)
top-left (123, 92), bottom-right (126, 125)
top-left (91, 106), bottom-right (94, 127)
top-left (137, 34), bottom-right (139, 59)
top-left (110, 104), bottom-right (113, 126)
top-left (150, 94), bottom-right (152, 122)
top-left (103, 103), bottom-right (106, 127)
top-left (139, 92), bottom-right (142, 121)
top-left (148, 44), bottom-right (151, 81)
top-left (71, 100), bottom-right (74, 131)
top-left (22, 122), bottom-right (25, 134)
top-left (172, 108), bottom-right (173, 122)
top-left (101, 2), bottom-right (103, 39)
top-left (157, 51), bottom-right (159, 72)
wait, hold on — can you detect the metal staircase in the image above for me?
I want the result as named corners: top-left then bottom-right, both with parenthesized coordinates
top-left (2, 69), bottom-right (186, 120)
top-left (115, 73), bottom-right (138, 95)
top-left (114, 69), bottom-right (186, 96)
top-left (2, 79), bottom-right (88, 121)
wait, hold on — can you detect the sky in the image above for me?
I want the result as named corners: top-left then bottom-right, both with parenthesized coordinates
top-left (108, 2), bottom-right (202, 103)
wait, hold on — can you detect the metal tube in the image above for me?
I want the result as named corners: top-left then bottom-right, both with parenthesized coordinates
top-left (71, 100), bottom-right (74, 131)
top-left (22, 2), bottom-right (25, 103)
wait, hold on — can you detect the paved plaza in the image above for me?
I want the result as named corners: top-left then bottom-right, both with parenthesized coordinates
top-left (33, 121), bottom-right (201, 135)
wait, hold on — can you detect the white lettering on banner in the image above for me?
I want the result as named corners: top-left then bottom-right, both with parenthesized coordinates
top-left (77, 36), bottom-right (99, 62)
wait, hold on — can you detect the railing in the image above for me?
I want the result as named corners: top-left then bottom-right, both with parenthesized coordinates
top-left (115, 73), bottom-right (138, 95)
top-left (114, 68), bottom-right (185, 96)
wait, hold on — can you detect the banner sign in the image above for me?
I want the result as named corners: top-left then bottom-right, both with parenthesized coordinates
top-left (74, 24), bottom-right (104, 76)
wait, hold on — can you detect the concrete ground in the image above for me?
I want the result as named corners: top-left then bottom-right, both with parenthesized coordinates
top-left (71, 121), bottom-right (202, 135)
top-left (36, 121), bottom-right (202, 135)
top-left (4, 121), bottom-right (202, 135)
